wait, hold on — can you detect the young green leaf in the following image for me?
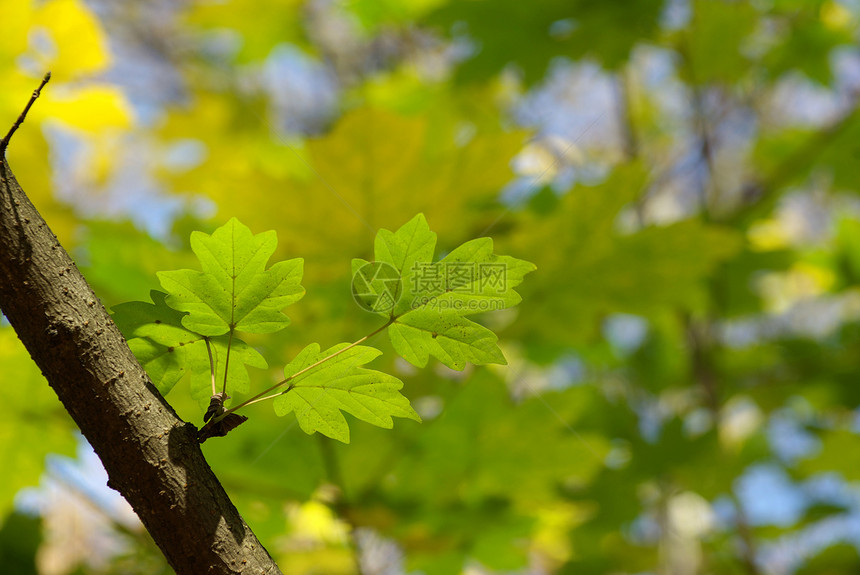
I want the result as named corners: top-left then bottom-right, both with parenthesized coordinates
top-left (365, 214), bottom-right (536, 369)
top-left (273, 343), bottom-right (420, 443)
top-left (387, 309), bottom-right (506, 369)
top-left (112, 290), bottom-right (267, 408)
top-left (374, 213), bottom-right (437, 309)
top-left (157, 218), bottom-right (305, 336)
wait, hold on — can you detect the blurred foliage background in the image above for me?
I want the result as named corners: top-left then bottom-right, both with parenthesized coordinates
top-left (3, 0), bottom-right (860, 574)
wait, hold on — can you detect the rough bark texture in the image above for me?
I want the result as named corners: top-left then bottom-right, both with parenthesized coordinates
top-left (0, 159), bottom-right (283, 575)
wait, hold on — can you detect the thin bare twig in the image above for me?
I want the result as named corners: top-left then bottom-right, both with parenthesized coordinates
top-left (0, 72), bottom-right (51, 157)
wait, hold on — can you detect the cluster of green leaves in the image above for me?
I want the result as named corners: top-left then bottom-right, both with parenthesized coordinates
top-left (112, 215), bottom-right (534, 443)
top-left (353, 213), bottom-right (534, 369)
top-left (113, 218), bottom-right (304, 412)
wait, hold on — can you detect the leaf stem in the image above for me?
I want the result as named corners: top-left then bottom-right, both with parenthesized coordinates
top-left (240, 391), bottom-right (283, 407)
top-left (208, 318), bottom-right (394, 424)
top-left (204, 337), bottom-right (216, 396)
top-left (221, 329), bottom-right (234, 395)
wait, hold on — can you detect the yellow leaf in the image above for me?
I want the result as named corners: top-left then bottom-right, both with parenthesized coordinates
top-left (39, 85), bottom-right (133, 130)
top-left (34, 0), bottom-right (110, 80)
top-left (0, 0), bottom-right (31, 61)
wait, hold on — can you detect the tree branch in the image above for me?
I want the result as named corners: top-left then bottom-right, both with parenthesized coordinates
top-left (0, 159), bottom-right (283, 572)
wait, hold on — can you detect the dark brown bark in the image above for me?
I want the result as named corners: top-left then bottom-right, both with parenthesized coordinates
top-left (0, 159), bottom-right (283, 574)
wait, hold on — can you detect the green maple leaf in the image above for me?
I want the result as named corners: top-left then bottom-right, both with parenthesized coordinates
top-left (355, 214), bottom-right (535, 369)
top-left (112, 290), bottom-right (267, 408)
top-left (388, 309), bottom-right (506, 369)
top-left (273, 343), bottom-right (420, 443)
top-left (374, 211), bottom-right (437, 309)
top-left (157, 217), bottom-right (305, 336)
